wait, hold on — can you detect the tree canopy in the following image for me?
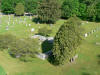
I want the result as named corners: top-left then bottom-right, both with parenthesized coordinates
top-left (37, 0), bottom-right (61, 24)
top-left (52, 16), bottom-right (82, 65)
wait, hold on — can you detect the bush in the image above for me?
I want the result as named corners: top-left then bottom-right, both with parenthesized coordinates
top-left (9, 38), bottom-right (39, 60)
top-left (15, 3), bottom-right (24, 16)
top-left (0, 34), bottom-right (17, 50)
top-left (37, 0), bottom-right (61, 24)
top-left (0, 33), bottom-right (39, 62)
top-left (38, 27), bottom-right (52, 37)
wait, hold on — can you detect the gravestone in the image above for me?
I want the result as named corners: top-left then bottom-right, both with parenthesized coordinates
top-left (50, 24), bottom-right (53, 26)
top-left (36, 53), bottom-right (48, 60)
top-left (31, 28), bottom-right (35, 32)
top-left (96, 42), bottom-right (100, 45)
top-left (37, 22), bottom-right (40, 24)
top-left (29, 24), bottom-right (31, 26)
top-left (6, 26), bottom-right (9, 30)
top-left (84, 33), bottom-right (88, 37)
top-left (39, 36), bottom-right (47, 41)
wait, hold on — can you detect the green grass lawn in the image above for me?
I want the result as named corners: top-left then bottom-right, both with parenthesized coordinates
top-left (0, 15), bottom-right (100, 75)
top-left (0, 65), bottom-right (6, 75)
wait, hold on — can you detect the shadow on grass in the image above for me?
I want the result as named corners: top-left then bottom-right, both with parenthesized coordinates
top-left (82, 72), bottom-right (90, 75)
top-left (41, 40), bottom-right (53, 53)
top-left (41, 40), bottom-right (59, 66)
top-left (97, 54), bottom-right (100, 65)
top-left (32, 18), bottom-right (54, 24)
top-left (47, 55), bottom-right (59, 66)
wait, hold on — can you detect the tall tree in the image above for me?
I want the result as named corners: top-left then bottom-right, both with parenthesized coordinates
top-left (96, 2), bottom-right (100, 21)
top-left (37, 0), bottom-right (61, 24)
top-left (52, 16), bottom-right (82, 65)
top-left (1, 0), bottom-right (25, 14)
top-left (61, 0), bottom-right (79, 19)
top-left (15, 3), bottom-right (24, 16)
top-left (25, 0), bottom-right (40, 14)
top-left (1, 0), bottom-right (15, 14)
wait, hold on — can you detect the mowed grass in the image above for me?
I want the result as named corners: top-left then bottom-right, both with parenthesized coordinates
top-left (0, 66), bottom-right (6, 75)
top-left (0, 15), bottom-right (100, 75)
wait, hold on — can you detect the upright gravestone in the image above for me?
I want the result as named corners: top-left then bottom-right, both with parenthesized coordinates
top-left (6, 26), bottom-right (9, 30)
top-left (31, 28), bottom-right (35, 32)
top-left (29, 24), bottom-right (31, 26)
top-left (84, 33), bottom-right (88, 37)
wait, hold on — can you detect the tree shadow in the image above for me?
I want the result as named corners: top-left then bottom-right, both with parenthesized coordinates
top-left (41, 40), bottom-right (53, 53)
top-left (32, 18), bottom-right (54, 24)
top-left (97, 54), bottom-right (100, 65)
top-left (41, 40), bottom-right (59, 66)
top-left (82, 72), bottom-right (90, 75)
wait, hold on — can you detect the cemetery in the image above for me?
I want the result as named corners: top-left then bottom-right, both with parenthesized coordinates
top-left (0, 0), bottom-right (100, 75)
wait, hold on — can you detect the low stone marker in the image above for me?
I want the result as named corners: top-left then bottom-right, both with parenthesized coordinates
top-left (29, 24), bottom-right (31, 26)
top-left (6, 26), bottom-right (9, 30)
top-left (84, 33), bottom-right (88, 37)
top-left (96, 42), bottom-right (100, 45)
top-left (31, 28), bottom-right (35, 32)
top-left (36, 53), bottom-right (48, 60)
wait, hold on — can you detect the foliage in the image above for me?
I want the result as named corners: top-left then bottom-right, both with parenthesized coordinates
top-left (38, 27), bottom-right (52, 37)
top-left (78, 3), bottom-right (87, 19)
top-left (0, 34), bottom-right (17, 49)
top-left (9, 38), bottom-right (39, 60)
top-left (61, 0), bottom-right (79, 19)
top-left (1, 0), bottom-right (15, 14)
top-left (37, 0), bottom-right (61, 24)
top-left (1, 0), bottom-right (25, 14)
top-left (25, 0), bottom-right (40, 14)
top-left (15, 3), bottom-right (24, 16)
top-left (52, 16), bottom-right (82, 65)
top-left (96, 2), bottom-right (100, 21)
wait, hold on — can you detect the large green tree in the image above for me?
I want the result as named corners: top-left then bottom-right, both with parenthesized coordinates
top-left (96, 2), bottom-right (100, 21)
top-left (25, 0), bottom-right (41, 15)
top-left (37, 0), bottom-right (61, 24)
top-left (52, 16), bottom-right (82, 65)
top-left (1, 0), bottom-right (25, 14)
top-left (61, 0), bottom-right (79, 19)
top-left (15, 3), bottom-right (24, 16)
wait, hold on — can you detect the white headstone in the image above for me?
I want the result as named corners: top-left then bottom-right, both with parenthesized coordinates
top-left (29, 24), bottom-right (31, 26)
top-left (6, 26), bottom-right (9, 30)
top-left (31, 28), bottom-right (35, 32)
top-left (85, 33), bottom-right (88, 37)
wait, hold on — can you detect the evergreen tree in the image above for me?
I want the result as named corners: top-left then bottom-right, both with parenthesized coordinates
top-left (61, 0), bottom-right (79, 19)
top-left (52, 16), bottom-right (82, 65)
top-left (37, 0), bottom-right (61, 24)
top-left (15, 3), bottom-right (24, 16)
top-left (96, 2), bottom-right (100, 21)
top-left (25, 0), bottom-right (40, 14)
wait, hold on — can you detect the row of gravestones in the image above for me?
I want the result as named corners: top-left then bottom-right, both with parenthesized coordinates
top-left (84, 27), bottom-right (100, 37)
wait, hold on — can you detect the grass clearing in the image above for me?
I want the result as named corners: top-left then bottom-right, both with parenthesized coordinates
top-left (0, 15), bottom-right (100, 75)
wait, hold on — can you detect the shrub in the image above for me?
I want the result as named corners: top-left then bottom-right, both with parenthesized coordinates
top-left (38, 27), bottom-right (52, 37)
top-left (0, 34), bottom-right (17, 50)
top-left (9, 38), bottom-right (39, 60)
top-left (52, 16), bottom-right (82, 65)
top-left (37, 0), bottom-right (61, 24)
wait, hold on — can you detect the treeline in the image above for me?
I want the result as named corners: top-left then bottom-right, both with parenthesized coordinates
top-left (0, 0), bottom-right (100, 22)
top-left (1, 0), bottom-right (41, 14)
